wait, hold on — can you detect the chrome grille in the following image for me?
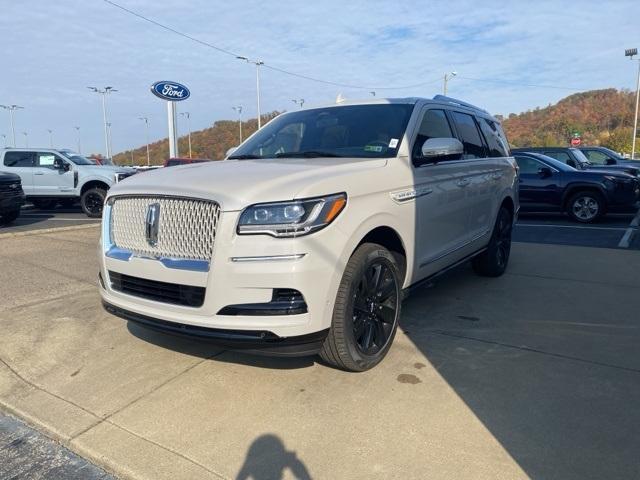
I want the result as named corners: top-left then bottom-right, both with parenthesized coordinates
top-left (110, 196), bottom-right (220, 261)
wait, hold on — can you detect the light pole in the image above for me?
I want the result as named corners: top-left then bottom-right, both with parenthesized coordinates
top-left (291, 99), bottom-right (305, 109)
top-left (625, 48), bottom-right (640, 160)
top-left (138, 117), bottom-right (151, 166)
top-left (106, 122), bottom-right (113, 163)
top-left (74, 126), bottom-right (81, 153)
top-left (237, 56), bottom-right (264, 128)
top-left (87, 86), bottom-right (117, 160)
top-left (0, 104), bottom-right (24, 147)
top-left (370, 91), bottom-right (376, 97)
top-left (47, 129), bottom-right (53, 148)
top-left (1, 134), bottom-right (6, 148)
top-left (232, 106), bottom-right (243, 143)
top-left (443, 71), bottom-right (457, 96)
top-left (180, 112), bottom-right (192, 158)
top-left (22, 132), bottom-right (28, 147)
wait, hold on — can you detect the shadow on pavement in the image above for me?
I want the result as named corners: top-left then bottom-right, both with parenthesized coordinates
top-left (236, 434), bottom-right (312, 480)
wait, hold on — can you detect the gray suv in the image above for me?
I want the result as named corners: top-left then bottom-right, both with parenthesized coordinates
top-left (0, 148), bottom-right (135, 217)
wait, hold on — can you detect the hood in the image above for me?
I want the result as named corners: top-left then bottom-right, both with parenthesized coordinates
top-left (81, 165), bottom-right (136, 175)
top-left (0, 171), bottom-right (21, 183)
top-left (584, 164), bottom-right (638, 176)
top-left (107, 157), bottom-right (387, 211)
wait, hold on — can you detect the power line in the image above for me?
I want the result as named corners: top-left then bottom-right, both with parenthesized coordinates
top-left (457, 76), bottom-right (585, 91)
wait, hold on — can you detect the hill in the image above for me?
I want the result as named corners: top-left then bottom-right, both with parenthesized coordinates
top-left (113, 89), bottom-right (639, 164)
top-left (501, 89), bottom-right (637, 152)
top-left (113, 112), bottom-right (280, 166)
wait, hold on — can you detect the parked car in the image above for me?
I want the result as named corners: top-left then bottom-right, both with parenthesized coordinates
top-left (0, 171), bottom-right (25, 225)
top-left (0, 148), bottom-right (136, 217)
top-left (164, 157), bottom-right (211, 167)
top-left (579, 146), bottom-right (639, 167)
top-left (514, 151), bottom-right (639, 222)
top-left (512, 147), bottom-right (639, 177)
top-left (99, 95), bottom-right (519, 371)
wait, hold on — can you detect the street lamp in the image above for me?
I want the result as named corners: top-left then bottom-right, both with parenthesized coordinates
top-left (106, 122), bottom-right (113, 163)
top-left (1, 134), bottom-right (6, 148)
top-left (625, 48), bottom-right (640, 160)
top-left (370, 91), bottom-right (376, 97)
top-left (232, 106), bottom-right (243, 143)
top-left (47, 129), bottom-right (53, 148)
top-left (138, 116), bottom-right (151, 166)
top-left (291, 99), bottom-right (305, 109)
top-left (180, 111), bottom-right (192, 158)
top-left (87, 86), bottom-right (117, 160)
top-left (237, 56), bottom-right (265, 128)
top-left (22, 131), bottom-right (28, 147)
top-left (0, 104), bottom-right (24, 147)
top-left (443, 71), bottom-right (457, 96)
top-left (74, 126), bottom-right (81, 153)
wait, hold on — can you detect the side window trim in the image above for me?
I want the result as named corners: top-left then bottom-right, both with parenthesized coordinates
top-left (449, 109), bottom-right (489, 160)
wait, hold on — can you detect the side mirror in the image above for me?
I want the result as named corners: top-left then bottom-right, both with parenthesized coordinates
top-left (606, 158), bottom-right (616, 165)
top-left (538, 167), bottom-right (552, 178)
top-left (421, 138), bottom-right (463, 161)
top-left (225, 146), bottom-right (238, 158)
top-left (53, 158), bottom-right (68, 171)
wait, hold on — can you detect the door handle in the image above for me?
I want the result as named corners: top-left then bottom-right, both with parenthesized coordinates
top-left (34, 172), bottom-right (45, 175)
top-left (456, 178), bottom-right (470, 187)
top-left (491, 172), bottom-right (503, 180)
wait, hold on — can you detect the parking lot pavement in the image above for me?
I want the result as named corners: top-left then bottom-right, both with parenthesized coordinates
top-left (0, 204), bottom-right (99, 235)
top-left (0, 411), bottom-right (114, 479)
top-left (514, 209), bottom-right (640, 250)
top-left (1, 228), bottom-right (639, 480)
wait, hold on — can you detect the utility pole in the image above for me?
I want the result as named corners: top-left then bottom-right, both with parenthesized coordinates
top-left (232, 106), bottom-right (243, 143)
top-left (180, 112), bottom-right (192, 158)
top-left (443, 71), bottom-right (457, 96)
top-left (130, 149), bottom-right (134, 166)
top-left (87, 86), bottom-right (117, 160)
top-left (22, 132), bottom-right (28, 147)
top-left (0, 104), bottom-right (24, 147)
top-left (106, 122), bottom-right (113, 163)
top-left (74, 126), bottom-right (81, 153)
top-left (291, 99), bottom-right (305, 109)
top-left (237, 56), bottom-right (264, 128)
top-left (138, 117), bottom-right (151, 166)
top-left (625, 48), bottom-right (640, 160)
top-left (47, 129), bottom-right (53, 148)
top-left (1, 134), bottom-right (6, 148)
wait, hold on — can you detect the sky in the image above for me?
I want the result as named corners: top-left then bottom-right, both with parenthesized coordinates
top-left (0, 0), bottom-right (638, 157)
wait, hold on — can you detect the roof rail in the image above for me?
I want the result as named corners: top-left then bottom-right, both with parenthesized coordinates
top-left (432, 95), bottom-right (488, 113)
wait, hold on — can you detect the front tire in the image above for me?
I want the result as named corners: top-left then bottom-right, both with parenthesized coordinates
top-left (0, 209), bottom-right (20, 225)
top-left (472, 206), bottom-right (512, 277)
top-left (80, 187), bottom-right (106, 218)
top-left (320, 243), bottom-right (402, 372)
top-left (567, 191), bottom-right (604, 223)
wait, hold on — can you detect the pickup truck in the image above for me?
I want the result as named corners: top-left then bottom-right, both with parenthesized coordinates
top-left (0, 148), bottom-right (136, 217)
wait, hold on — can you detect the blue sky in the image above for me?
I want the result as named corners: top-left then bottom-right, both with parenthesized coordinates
top-left (0, 0), bottom-right (638, 156)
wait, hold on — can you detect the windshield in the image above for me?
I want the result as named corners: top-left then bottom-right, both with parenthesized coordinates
top-left (570, 148), bottom-right (591, 167)
top-left (229, 103), bottom-right (415, 160)
top-left (535, 154), bottom-right (577, 172)
top-left (63, 153), bottom-right (95, 166)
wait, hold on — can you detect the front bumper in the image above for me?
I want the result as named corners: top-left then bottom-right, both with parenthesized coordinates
top-left (0, 192), bottom-right (25, 213)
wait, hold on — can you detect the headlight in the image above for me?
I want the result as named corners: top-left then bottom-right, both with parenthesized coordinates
top-left (237, 193), bottom-right (347, 237)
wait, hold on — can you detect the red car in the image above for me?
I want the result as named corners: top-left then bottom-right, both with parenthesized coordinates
top-left (164, 157), bottom-right (211, 167)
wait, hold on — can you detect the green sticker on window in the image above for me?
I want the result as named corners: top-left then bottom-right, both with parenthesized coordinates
top-left (364, 145), bottom-right (384, 152)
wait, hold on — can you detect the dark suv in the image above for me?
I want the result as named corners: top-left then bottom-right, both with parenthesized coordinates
top-left (514, 152), bottom-right (639, 222)
top-left (579, 146), bottom-right (638, 167)
top-left (0, 171), bottom-right (25, 225)
top-left (512, 147), bottom-right (639, 177)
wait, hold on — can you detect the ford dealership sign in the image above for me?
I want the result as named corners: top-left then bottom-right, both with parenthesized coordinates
top-left (150, 81), bottom-right (190, 101)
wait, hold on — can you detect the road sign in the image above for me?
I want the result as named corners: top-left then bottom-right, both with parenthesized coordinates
top-left (150, 81), bottom-right (190, 101)
top-left (571, 137), bottom-right (581, 146)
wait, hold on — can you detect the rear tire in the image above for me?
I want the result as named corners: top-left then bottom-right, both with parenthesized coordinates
top-left (320, 243), bottom-right (402, 372)
top-left (31, 198), bottom-right (57, 210)
top-left (566, 191), bottom-right (604, 223)
top-left (472, 206), bottom-right (512, 277)
top-left (80, 188), bottom-right (106, 218)
top-left (0, 209), bottom-right (20, 225)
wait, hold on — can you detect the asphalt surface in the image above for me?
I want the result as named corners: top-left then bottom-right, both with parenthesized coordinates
top-left (0, 203), bottom-right (99, 234)
top-left (0, 412), bottom-right (114, 479)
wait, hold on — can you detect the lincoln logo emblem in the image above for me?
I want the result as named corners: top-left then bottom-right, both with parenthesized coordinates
top-left (145, 203), bottom-right (161, 246)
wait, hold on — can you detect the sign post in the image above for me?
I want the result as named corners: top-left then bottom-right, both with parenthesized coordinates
top-left (150, 81), bottom-right (191, 160)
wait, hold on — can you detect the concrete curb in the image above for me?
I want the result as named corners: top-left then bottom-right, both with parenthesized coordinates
top-left (0, 223), bottom-right (99, 239)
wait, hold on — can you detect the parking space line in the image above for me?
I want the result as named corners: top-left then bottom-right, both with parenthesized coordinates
top-left (516, 223), bottom-right (627, 231)
top-left (618, 209), bottom-right (640, 248)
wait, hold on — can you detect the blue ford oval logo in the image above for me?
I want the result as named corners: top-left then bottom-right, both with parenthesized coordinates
top-left (150, 81), bottom-right (190, 101)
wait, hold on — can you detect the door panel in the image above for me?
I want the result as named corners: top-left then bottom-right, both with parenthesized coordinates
top-left (32, 153), bottom-right (75, 195)
top-left (515, 157), bottom-right (561, 210)
top-left (2, 151), bottom-right (35, 195)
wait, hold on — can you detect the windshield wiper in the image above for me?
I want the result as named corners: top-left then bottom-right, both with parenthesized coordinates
top-left (275, 151), bottom-right (343, 158)
top-left (228, 154), bottom-right (262, 159)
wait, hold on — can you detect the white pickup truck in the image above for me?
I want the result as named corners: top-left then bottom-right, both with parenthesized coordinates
top-left (0, 148), bottom-right (136, 217)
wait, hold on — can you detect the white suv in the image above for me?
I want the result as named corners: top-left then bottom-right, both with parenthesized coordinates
top-left (99, 96), bottom-right (518, 371)
top-left (0, 148), bottom-right (136, 217)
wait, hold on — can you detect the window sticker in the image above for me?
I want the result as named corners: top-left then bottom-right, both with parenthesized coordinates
top-left (389, 138), bottom-right (399, 148)
top-left (39, 155), bottom-right (55, 166)
top-left (364, 145), bottom-right (384, 153)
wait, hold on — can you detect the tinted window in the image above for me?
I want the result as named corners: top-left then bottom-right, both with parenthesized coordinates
top-left (230, 104), bottom-right (414, 159)
top-left (582, 150), bottom-right (609, 165)
top-left (451, 112), bottom-right (486, 159)
top-left (3, 151), bottom-right (34, 167)
top-left (479, 118), bottom-right (509, 157)
top-left (544, 151), bottom-right (574, 167)
top-left (515, 156), bottom-right (544, 174)
top-left (412, 109), bottom-right (454, 161)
